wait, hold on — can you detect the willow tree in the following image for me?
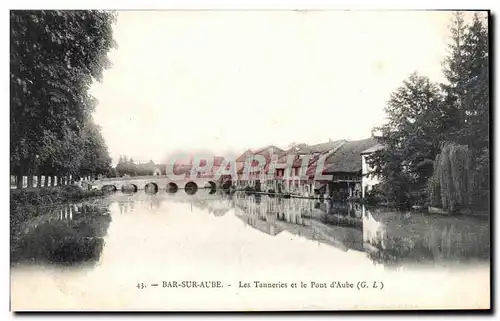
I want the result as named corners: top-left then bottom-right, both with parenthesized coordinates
top-left (429, 142), bottom-right (472, 212)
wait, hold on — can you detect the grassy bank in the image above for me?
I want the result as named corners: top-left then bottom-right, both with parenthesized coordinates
top-left (10, 186), bottom-right (105, 244)
top-left (10, 185), bottom-right (104, 209)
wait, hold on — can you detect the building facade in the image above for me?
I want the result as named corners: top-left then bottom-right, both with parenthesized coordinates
top-left (233, 139), bottom-right (381, 201)
top-left (360, 144), bottom-right (384, 198)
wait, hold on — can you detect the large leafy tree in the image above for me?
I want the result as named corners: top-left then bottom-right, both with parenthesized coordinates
top-left (10, 10), bottom-right (116, 187)
top-left (369, 12), bottom-right (489, 209)
top-left (78, 120), bottom-right (112, 179)
top-left (369, 73), bottom-right (445, 205)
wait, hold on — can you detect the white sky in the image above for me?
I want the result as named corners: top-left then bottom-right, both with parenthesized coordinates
top-left (90, 10), bottom-right (471, 164)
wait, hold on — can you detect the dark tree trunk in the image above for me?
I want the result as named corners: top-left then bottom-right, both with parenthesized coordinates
top-left (16, 174), bottom-right (23, 189)
top-left (50, 176), bottom-right (55, 187)
top-left (27, 175), bottom-right (33, 189)
top-left (37, 174), bottom-right (42, 188)
top-left (57, 176), bottom-right (62, 186)
top-left (44, 175), bottom-right (49, 188)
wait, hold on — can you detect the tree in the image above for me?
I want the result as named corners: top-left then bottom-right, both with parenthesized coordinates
top-left (369, 73), bottom-right (444, 206)
top-left (461, 13), bottom-right (489, 152)
top-left (115, 155), bottom-right (139, 176)
top-left (370, 12), bottom-right (490, 210)
top-left (78, 120), bottom-right (112, 179)
top-left (440, 11), bottom-right (469, 139)
top-left (439, 12), bottom-right (489, 208)
top-left (441, 12), bottom-right (489, 150)
top-left (428, 142), bottom-right (472, 212)
top-left (116, 156), bottom-right (128, 177)
top-left (10, 10), bottom-right (116, 186)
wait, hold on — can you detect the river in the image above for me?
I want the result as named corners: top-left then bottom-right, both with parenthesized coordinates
top-left (10, 189), bottom-right (490, 311)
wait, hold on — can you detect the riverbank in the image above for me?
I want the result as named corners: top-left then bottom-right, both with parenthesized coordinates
top-left (11, 186), bottom-right (105, 238)
top-left (10, 186), bottom-right (107, 263)
top-left (11, 185), bottom-right (104, 208)
top-left (236, 187), bottom-right (328, 200)
top-left (236, 188), bottom-right (369, 203)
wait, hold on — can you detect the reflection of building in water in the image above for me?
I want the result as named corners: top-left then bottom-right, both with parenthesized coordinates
top-left (362, 206), bottom-right (387, 250)
top-left (275, 197), bottom-right (312, 225)
top-left (318, 200), bottom-right (363, 230)
top-left (234, 193), bottom-right (364, 251)
top-left (234, 194), bottom-right (283, 236)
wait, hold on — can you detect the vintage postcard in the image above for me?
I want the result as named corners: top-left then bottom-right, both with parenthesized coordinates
top-left (10, 9), bottom-right (491, 311)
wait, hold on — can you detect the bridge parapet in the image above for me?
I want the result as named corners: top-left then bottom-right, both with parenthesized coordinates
top-left (88, 175), bottom-right (220, 191)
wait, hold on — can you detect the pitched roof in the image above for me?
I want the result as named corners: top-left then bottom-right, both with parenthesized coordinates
top-left (323, 138), bottom-right (379, 173)
top-left (275, 144), bottom-right (316, 168)
top-left (361, 143), bottom-right (385, 155)
top-left (235, 149), bottom-right (253, 162)
top-left (213, 156), bottom-right (225, 166)
top-left (284, 143), bottom-right (312, 154)
top-left (308, 139), bottom-right (347, 154)
top-left (253, 145), bottom-right (285, 156)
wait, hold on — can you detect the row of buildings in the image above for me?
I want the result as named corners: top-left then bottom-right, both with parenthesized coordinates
top-left (230, 138), bottom-right (383, 200)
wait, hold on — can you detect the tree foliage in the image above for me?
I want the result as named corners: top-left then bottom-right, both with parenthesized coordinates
top-left (368, 12), bottom-right (489, 210)
top-left (428, 142), bottom-right (472, 211)
top-left (369, 73), bottom-right (444, 206)
top-left (115, 157), bottom-right (159, 177)
top-left (10, 10), bottom-right (117, 183)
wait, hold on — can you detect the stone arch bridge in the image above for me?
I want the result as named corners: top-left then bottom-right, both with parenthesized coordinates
top-left (87, 175), bottom-right (228, 192)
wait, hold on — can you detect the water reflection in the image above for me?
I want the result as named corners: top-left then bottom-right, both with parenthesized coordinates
top-left (11, 202), bottom-right (112, 265)
top-left (232, 194), bottom-right (489, 266)
top-left (182, 192), bottom-right (489, 266)
top-left (362, 206), bottom-right (490, 266)
top-left (233, 194), bottom-right (363, 252)
top-left (11, 191), bottom-right (490, 269)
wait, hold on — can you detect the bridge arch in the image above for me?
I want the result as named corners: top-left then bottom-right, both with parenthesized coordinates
top-left (222, 180), bottom-right (232, 190)
top-left (204, 181), bottom-right (216, 190)
top-left (185, 181), bottom-right (198, 195)
top-left (102, 185), bottom-right (117, 192)
top-left (121, 184), bottom-right (138, 193)
top-left (167, 182), bottom-right (178, 193)
top-left (145, 182), bottom-right (159, 194)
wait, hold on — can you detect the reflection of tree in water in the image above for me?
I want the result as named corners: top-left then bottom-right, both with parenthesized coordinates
top-left (165, 191), bottom-right (234, 217)
top-left (11, 202), bottom-right (112, 265)
top-left (118, 197), bottom-right (137, 214)
top-left (362, 206), bottom-right (491, 267)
